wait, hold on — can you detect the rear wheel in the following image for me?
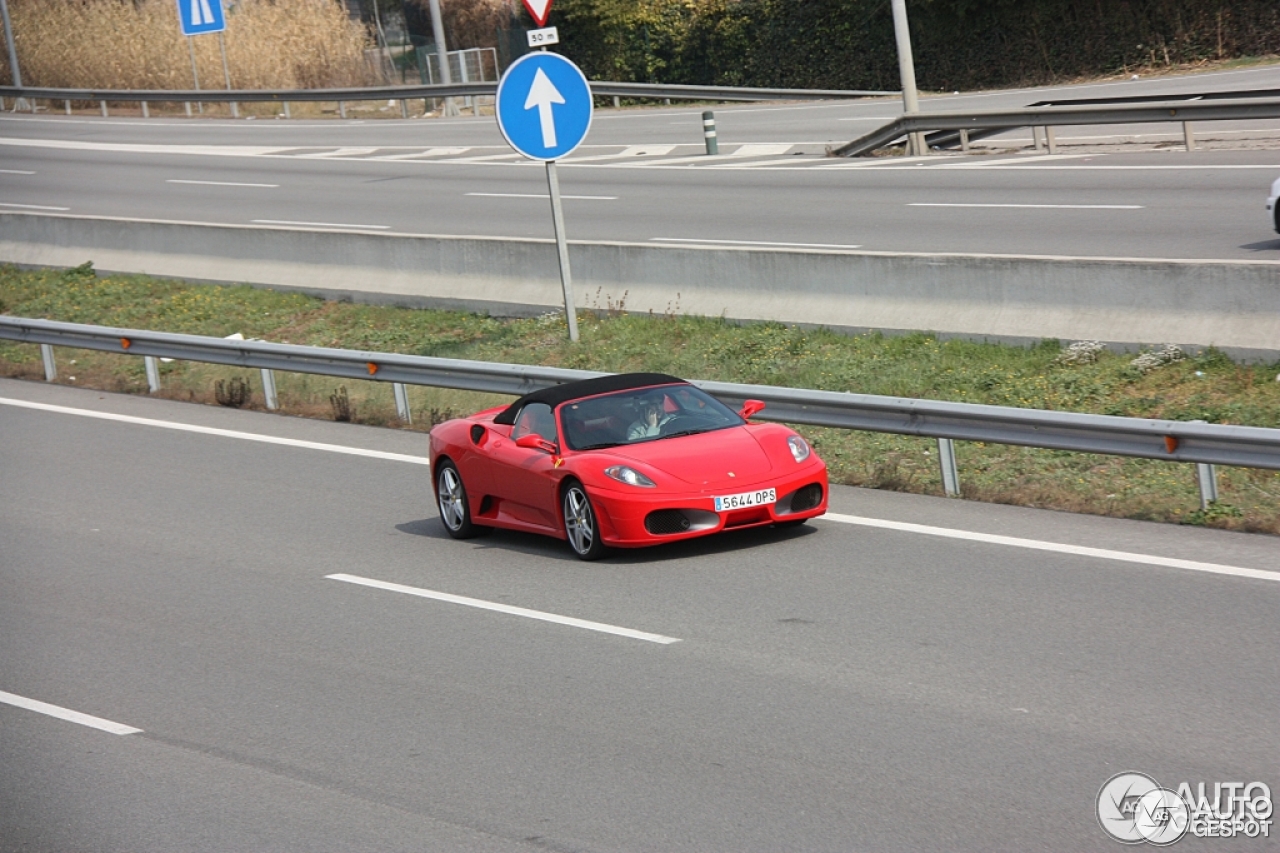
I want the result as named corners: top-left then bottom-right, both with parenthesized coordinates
top-left (436, 460), bottom-right (488, 539)
top-left (562, 482), bottom-right (607, 561)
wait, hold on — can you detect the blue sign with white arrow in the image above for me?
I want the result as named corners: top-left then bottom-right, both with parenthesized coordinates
top-left (495, 52), bottom-right (593, 161)
top-left (176, 0), bottom-right (226, 36)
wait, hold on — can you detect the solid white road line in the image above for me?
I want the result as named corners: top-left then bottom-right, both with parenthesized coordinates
top-left (0, 169), bottom-right (35, 174)
top-left (5, 396), bottom-right (1273, 584)
top-left (0, 397), bottom-right (431, 465)
top-left (822, 513), bottom-right (1280, 583)
top-left (249, 219), bottom-right (390, 230)
top-left (466, 192), bottom-right (618, 200)
top-left (908, 202), bottom-right (1143, 210)
top-left (0, 202), bottom-right (69, 210)
top-left (167, 179), bottom-right (279, 188)
top-left (0, 690), bottom-right (142, 735)
top-left (326, 574), bottom-right (682, 644)
top-left (650, 237), bottom-right (863, 250)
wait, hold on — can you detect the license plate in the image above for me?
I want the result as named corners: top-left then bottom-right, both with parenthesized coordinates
top-left (714, 488), bottom-right (776, 512)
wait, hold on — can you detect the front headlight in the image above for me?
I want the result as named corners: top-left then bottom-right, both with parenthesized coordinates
top-left (787, 435), bottom-right (811, 463)
top-left (604, 465), bottom-right (656, 487)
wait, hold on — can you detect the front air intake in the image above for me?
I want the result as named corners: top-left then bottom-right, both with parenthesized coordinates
top-left (788, 483), bottom-right (824, 513)
top-left (645, 510), bottom-right (692, 535)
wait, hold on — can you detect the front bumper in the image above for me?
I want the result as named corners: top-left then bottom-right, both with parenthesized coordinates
top-left (588, 464), bottom-right (829, 548)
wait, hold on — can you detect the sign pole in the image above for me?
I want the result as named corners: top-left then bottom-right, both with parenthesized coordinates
top-left (187, 38), bottom-right (203, 114)
top-left (217, 31), bottom-right (237, 118)
top-left (0, 0), bottom-right (29, 111)
top-left (426, 0), bottom-right (456, 116)
top-left (889, 0), bottom-right (924, 156)
top-left (545, 160), bottom-right (579, 342)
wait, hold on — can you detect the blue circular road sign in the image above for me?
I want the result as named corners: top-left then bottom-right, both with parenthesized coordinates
top-left (496, 52), bottom-right (593, 161)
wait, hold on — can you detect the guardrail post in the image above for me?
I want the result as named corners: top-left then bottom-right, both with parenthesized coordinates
top-left (393, 382), bottom-right (412, 423)
top-left (1183, 122), bottom-right (1195, 151)
top-left (400, 99), bottom-right (408, 118)
top-left (937, 437), bottom-right (960, 497)
top-left (702, 110), bottom-right (718, 155)
top-left (1033, 126), bottom-right (1044, 152)
top-left (1196, 463), bottom-right (1219, 509)
top-left (339, 100), bottom-right (347, 119)
top-left (1045, 126), bottom-right (1057, 154)
top-left (40, 344), bottom-right (56, 381)
top-left (261, 368), bottom-right (279, 410)
top-left (141, 101), bottom-right (149, 118)
top-left (64, 99), bottom-right (71, 115)
top-left (283, 101), bottom-right (291, 119)
top-left (184, 101), bottom-right (192, 117)
top-left (144, 356), bottom-right (161, 393)
top-left (613, 96), bottom-right (620, 108)
top-left (100, 100), bottom-right (108, 117)
top-left (959, 129), bottom-right (970, 153)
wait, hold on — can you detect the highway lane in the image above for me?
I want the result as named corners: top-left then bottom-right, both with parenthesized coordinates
top-left (3, 64), bottom-right (1280, 260)
top-left (5, 62), bottom-right (1280, 148)
top-left (2, 377), bottom-right (1277, 851)
top-left (3, 139), bottom-right (1280, 259)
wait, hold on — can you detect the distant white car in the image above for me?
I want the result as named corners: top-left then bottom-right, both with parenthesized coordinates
top-left (1270, 177), bottom-right (1280, 233)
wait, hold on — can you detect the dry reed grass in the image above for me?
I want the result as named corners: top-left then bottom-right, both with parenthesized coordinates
top-left (1, 0), bottom-right (375, 90)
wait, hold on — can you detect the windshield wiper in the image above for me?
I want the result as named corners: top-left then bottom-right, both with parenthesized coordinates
top-left (575, 441), bottom-right (624, 450)
top-left (656, 429), bottom-right (705, 440)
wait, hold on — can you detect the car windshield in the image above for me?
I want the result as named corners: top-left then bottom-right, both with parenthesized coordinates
top-left (559, 384), bottom-right (744, 451)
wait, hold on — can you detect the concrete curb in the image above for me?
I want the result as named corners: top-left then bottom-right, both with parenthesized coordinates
top-left (3, 212), bottom-right (1278, 357)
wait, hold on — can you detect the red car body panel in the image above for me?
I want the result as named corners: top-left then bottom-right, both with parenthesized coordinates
top-left (428, 379), bottom-right (829, 551)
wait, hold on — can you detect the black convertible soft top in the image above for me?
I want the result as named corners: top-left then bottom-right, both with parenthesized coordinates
top-left (492, 373), bottom-right (684, 425)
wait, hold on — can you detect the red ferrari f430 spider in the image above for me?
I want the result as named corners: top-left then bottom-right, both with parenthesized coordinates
top-left (428, 373), bottom-right (828, 559)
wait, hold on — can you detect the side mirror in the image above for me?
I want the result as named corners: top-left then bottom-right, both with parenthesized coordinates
top-left (739, 399), bottom-right (766, 419)
top-left (515, 434), bottom-right (559, 454)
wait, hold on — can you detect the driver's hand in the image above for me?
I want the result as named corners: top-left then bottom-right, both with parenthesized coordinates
top-left (646, 409), bottom-right (659, 427)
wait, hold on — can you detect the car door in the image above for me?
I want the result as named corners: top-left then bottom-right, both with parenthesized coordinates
top-left (482, 402), bottom-right (563, 531)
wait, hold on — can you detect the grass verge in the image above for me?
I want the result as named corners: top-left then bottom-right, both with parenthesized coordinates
top-left (3, 264), bottom-right (1279, 534)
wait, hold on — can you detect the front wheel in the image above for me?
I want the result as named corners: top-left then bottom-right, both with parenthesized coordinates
top-left (436, 460), bottom-right (488, 539)
top-left (562, 482), bottom-right (608, 561)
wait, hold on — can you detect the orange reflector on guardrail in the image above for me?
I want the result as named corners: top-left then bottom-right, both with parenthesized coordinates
top-left (367, 362), bottom-right (379, 375)
top-left (1165, 436), bottom-right (1179, 453)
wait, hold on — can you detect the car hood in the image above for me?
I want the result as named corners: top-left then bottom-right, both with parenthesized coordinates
top-left (603, 427), bottom-right (775, 486)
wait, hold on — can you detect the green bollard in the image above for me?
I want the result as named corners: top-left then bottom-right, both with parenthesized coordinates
top-left (702, 110), bottom-right (718, 155)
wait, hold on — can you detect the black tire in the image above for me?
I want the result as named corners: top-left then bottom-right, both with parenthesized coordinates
top-left (562, 481), bottom-right (608, 561)
top-left (435, 460), bottom-right (488, 539)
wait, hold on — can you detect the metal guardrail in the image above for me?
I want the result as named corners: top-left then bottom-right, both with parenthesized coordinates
top-left (831, 95), bottom-right (1280, 157)
top-left (3, 316), bottom-right (1279, 472)
top-left (0, 81), bottom-right (891, 108)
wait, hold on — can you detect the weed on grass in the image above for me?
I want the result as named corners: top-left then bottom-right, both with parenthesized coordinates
top-left (3, 265), bottom-right (1278, 534)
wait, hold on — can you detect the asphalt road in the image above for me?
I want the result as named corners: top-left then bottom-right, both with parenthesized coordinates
top-left (3, 65), bottom-right (1280, 259)
top-left (2, 376), bottom-right (1277, 851)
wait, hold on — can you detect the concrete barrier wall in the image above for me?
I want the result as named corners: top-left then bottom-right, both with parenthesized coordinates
top-left (3, 212), bottom-right (1278, 355)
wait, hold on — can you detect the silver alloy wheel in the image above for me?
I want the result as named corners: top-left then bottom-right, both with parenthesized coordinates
top-left (437, 466), bottom-right (466, 532)
top-left (564, 486), bottom-right (595, 554)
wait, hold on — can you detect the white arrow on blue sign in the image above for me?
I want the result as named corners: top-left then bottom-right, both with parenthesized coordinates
top-left (495, 52), bottom-right (592, 161)
top-left (176, 0), bottom-right (226, 36)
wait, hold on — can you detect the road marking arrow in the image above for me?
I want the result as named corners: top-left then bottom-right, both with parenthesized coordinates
top-left (524, 67), bottom-right (565, 149)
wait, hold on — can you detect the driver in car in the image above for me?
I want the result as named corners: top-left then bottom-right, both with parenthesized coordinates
top-left (627, 393), bottom-right (674, 440)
